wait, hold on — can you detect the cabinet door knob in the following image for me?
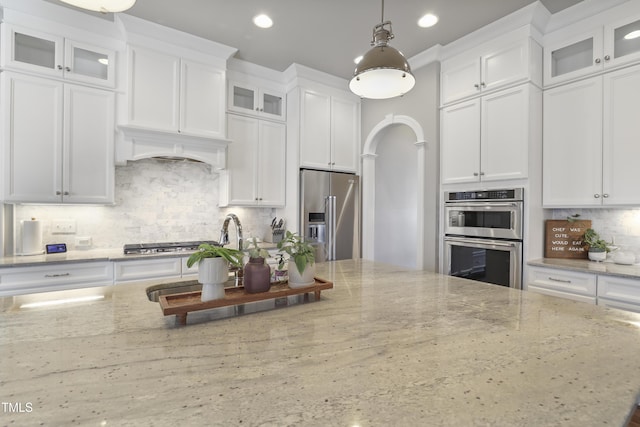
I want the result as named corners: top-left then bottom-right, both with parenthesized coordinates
top-left (604, 55), bottom-right (611, 61)
top-left (603, 193), bottom-right (609, 198)
top-left (56, 190), bottom-right (62, 195)
top-left (473, 172), bottom-right (479, 177)
top-left (479, 171), bottom-right (485, 176)
top-left (474, 83), bottom-right (480, 89)
top-left (594, 194), bottom-right (600, 198)
top-left (480, 82), bottom-right (486, 88)
top-left (65, 66), bottom-right (71, 72)
top-left (57, 65), bottom-right (63, 70)
top-left (64, 191), bottom-right (69, 196)
top-left (595, 58), bottom-right (602, 64)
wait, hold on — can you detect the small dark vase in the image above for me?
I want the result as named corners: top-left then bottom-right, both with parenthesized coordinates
top-left (243, 257), bottom-right (271, 293)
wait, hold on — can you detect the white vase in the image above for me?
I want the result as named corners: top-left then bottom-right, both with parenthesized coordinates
top-left (287, 259), bottom-right (315, 288)
top-left (198, 257), bottom-right (228, 301)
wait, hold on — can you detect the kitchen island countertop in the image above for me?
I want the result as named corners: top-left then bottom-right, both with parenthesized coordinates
top-left (1, 259), bottom-right (640, 426)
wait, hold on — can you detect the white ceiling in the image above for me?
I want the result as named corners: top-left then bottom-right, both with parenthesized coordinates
top-left (72, 0), bottom-right (584, 80)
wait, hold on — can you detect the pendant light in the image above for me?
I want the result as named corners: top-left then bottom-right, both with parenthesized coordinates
top-left (59, 0), bottom-right (136, 13)
top-left (349, 0), bottom-right (415, 99)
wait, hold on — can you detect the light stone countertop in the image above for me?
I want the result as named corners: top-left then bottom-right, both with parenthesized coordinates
top-left (0, 243), bottom-right (280, 268)
top-left (2, 259), bottom-right (640, 426)
top-left (529, 257), bottom-right (640, 279)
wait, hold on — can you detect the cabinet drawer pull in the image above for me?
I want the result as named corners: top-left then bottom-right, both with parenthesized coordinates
top-left (548, 277), bottom-right (571, 283)
top-left (595, 58), bottom-right (602, 64)
top-left (44, 273), bottom-right (71, 278)
top-left (604, 55), bottom-right (611, 61)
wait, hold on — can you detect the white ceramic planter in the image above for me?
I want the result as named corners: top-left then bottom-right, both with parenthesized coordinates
top-left (198, 257), bottom-right (228, 301)
top-left (287, 259), bottom-right (315, 288)
top-left (588, 249), bottom-right (607, 262)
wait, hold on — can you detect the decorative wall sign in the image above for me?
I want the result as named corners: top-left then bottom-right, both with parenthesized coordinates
top-left (544, 219), bottom-right (592, 259)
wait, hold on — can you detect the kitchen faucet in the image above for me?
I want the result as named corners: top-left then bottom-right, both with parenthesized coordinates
top-left (219, 213), bottom-right (243, 250)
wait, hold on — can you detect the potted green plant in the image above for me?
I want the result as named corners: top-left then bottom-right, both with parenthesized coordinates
top-left (277, 231), bottom-right (316, 288)
top-left (583, 228), bottom-right (611, 262)
top-left (243, 238), bottom-right (271, 293)
top-left (187, 243), bottom-right (243, 301)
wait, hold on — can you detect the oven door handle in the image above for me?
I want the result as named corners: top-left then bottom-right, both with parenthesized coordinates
top-left (444, 237), bottom-right (518, 248)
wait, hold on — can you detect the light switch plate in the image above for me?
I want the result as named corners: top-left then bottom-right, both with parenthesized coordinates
top-left (52, 219), bottom-right (76, 234)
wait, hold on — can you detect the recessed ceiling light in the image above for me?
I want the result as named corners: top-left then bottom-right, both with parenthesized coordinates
top-left (625, 30), bottom-right (640, 40)
top-left (253, 14), bottom-right (273, 29)
top-left (418, 13), bottom-right (438, 28)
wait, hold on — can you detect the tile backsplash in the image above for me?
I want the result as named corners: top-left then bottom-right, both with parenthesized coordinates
top-left (13, 159), bottom-right (275, 251)
top-left (552, 208), bottom-right (640, 250)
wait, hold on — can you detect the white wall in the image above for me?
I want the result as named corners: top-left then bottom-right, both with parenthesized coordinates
top-left (373, 125), bottom-right (418, 268)
top-left (13, 159), bottom-right (274, 251)
top-left (360, 62), bottom-right (440, 271)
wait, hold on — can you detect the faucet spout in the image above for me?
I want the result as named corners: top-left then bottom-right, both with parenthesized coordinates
top-left (219, 213), bottom-right (243, 250)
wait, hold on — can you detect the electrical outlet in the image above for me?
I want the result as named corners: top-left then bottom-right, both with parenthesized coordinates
top-left (52, 219), bottom-right (76, 234)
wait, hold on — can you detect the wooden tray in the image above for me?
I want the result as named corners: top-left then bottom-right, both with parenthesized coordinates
top-left (158, 277), bottom-right (333, 325)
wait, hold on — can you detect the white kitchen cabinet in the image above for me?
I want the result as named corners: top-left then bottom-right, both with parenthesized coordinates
top-left (114, 258), bottom-right (182, 283)
top-left (1, 72), bottom-right (115, 204)
top-left (228, 80), bottom-right (285, 121)
top-left (127, 45), bottom-right (226, 139)
top-left (299, 89), bottom-right (360, 173)
top-left (220, 114), bottom-right (286, 207)
top-left (441, 36), bottom-right (541, 105)
top-left (1, 23), bottom-right (115, 88)
top-left (543, 65), bottom-right (640, 207)
top-left (544, 14), bottom-right (640, 87)
top-left (0, 261), bottom-right (113, 297)
top-left (527, 266), bottom-right (597, 304)
top-left (441, 84), bottom-right (535, 184)
top-left (598, 275), bottom-right (640, 313)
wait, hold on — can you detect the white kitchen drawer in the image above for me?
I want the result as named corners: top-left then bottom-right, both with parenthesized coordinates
top-left (598, 297), bottom-right (640, 313)
top-left (0, 261), bottom-right (113, 296)
top-left (527, 266), bottom-right (597, 298)
top-left (527, 284), bottom-right (597, 305)
top-left (597, 275), bottom-right (640, 306)
top-left (114, 258), bottom-right (182, 283)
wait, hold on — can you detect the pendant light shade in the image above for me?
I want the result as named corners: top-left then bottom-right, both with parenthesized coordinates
top-left (349, 1), bottom-right (415, 99)
top-left (59, 0), bottom-right (136, 13)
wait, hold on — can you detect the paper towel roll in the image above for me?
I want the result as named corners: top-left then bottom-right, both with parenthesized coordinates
top-left (20, 219), bottom-right (43, 256)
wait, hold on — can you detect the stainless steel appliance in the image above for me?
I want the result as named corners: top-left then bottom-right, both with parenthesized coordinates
top-left (300, 169), bottom-right (360, 262)
top-left (443, 188), bottom-right (523, 289)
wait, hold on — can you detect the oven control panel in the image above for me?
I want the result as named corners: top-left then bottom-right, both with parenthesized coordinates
top-left (445, 188), bottom-right (523, 202)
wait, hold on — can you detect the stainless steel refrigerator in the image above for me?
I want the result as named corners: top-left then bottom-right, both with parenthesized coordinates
top-left (300, 169), bottom-right (360, 262)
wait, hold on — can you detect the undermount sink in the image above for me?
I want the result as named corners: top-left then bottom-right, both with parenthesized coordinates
top-left (145, 278), bottom-right (238, 302)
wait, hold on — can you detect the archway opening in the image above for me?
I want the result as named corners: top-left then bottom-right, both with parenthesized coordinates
top-left (362, 114), bottom-right (426, 269)
top-left (373, 125), bottom-right (418, 268)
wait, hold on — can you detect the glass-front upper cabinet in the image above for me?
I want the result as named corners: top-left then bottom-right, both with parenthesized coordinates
top-left (1, 24), bottom-right (115, 88)
top-left (544, 15), bottom-right (640, 87)
top-left (227, 81), bottom-right (285, 121)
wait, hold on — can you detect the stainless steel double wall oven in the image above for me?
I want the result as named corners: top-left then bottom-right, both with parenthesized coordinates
top-left (443, 188), bottom-right (524, 289)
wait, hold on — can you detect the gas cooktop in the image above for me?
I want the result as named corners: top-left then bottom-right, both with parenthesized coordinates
top-left (123, 240), bottom-right (219, 255)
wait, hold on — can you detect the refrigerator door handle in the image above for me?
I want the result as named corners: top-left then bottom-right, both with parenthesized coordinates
top-left (325, 195), bottom-right (337, 261)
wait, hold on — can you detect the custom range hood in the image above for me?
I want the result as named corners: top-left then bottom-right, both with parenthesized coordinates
top-left (115, 14), bottom-right (238, 168)
top-left (116, 125), bottom-right (231, 168)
